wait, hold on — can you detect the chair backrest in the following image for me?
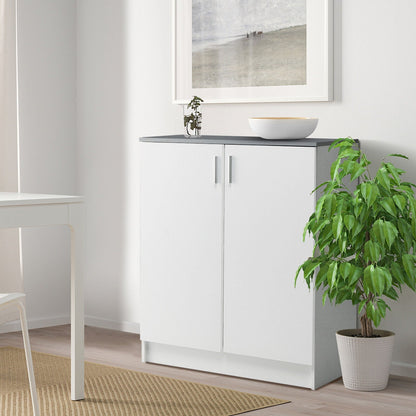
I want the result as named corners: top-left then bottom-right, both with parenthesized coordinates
top-left (0, 293), bottom-right (25, 324)
top-left (0, 293), bottom-right (25, 307)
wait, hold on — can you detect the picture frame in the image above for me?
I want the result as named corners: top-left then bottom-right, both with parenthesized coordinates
top-left (172, 0), bottom-right (333, 104)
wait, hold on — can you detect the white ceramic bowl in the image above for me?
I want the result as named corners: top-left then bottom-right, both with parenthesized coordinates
top-left (248, 117), bottom-right (319, 140)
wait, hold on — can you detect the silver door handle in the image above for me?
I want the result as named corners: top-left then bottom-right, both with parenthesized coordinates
top-left (213, 156), bottom-right (218, 184)
top-left (228, 155), bottom-right (233, 184)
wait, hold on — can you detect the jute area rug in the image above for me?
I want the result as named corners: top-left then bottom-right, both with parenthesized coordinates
top-left (0, 347), bottom-right (288, 416)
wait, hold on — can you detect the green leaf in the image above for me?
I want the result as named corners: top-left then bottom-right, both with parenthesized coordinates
top-left (361, 154), bottom-right (371, 167)
top-left (401, 181), bottom-right (416, 189)
top-left (386, 162), bottom-right (402, 185)
top-left (340, 262), bottom-right (352, 280)
top-left (410, 199), bottom-right (416, 219)
top-left (360, 183), bottom-right (379, 207)
top-left (310, 181), bottom-right (330, 195)
top-left (328, 137), bottom-right (355, 151)
top-left (379, 197), bottom-right (397, 216)
top-left (402, 254), bottom-right (416, 290)
top-left (385, 286), bottom-right (399, 300)
top-left (315, 265), bottom-right (329, 289)
top-left (303, 222), bottom-right (311, 241)
top-left (377, 299), bottom-right (388, 318)
top-left (348, 267), bottom-right (362, 287)
top-left (335, 289), bottom-right (352, 304)
top-left (358, 300), bottom-right (367, 314)
top-left (351, 165), bottom-right (367, 181)
top-left (315, 196), bottom-right (325, 220)
top-left (330, 158), bottom-right (342, 182)
top-left (343, 214), bottom-right (355, 231)
top-left (352, 221), bottom-right (364, 238)
top-left (393, 195), bottom-right (407, 212)
top-left (391, 262), bottom-right (405, 284)
top-left (380, 267), bottom-right (393, 290)
top-left (324, 194), bottom-right (337, 216)
top-left (332, 214), bottom-right (343, 239)
top-left (341, 160), bottom-right (356, 176)
top-left (371, 219), bottom-right (386, 245)
top-left (371, 267), bottom-right (385, 295)
top-left (364, 265), bottom-right (375, 294)
top-left (412, 218), bottom-right (416, 239)
top-left (397, 219), bottom-right (413, 251)
top-left (383, 222), bottom-right (398, 248)
top-left (351, 291), bottom-right (362, 305)
top-left (372, 307), bottom-right (381, 327)
top-left (364, 240), bottom-right (381, 263)
top-left (339, 148), bottom-right (360, 160)
top-left (327, 262), bottom-right (338, 289)
top-left (335, 195), bottom-right (348, 215)
top-left (317, 224), bottom-right (333, 248)
top-left (389, 153), bottom-right (409, 159)
top-left (295, 264), bottom-right (303, 286)
top-left (322, 289), bottom-right (329, 305)
top-left (303, 260), bottom-right (321, 280)
top-left (312, 219), bottom-right (330, 238)
top-left (366, 301), bottom-right (376, 322)
top-left (338, 235), bottom-right (347, 254)
top-left (376, 166), bottom-right (390, 190)
top-left (399, 183), bottom-right (414, 193)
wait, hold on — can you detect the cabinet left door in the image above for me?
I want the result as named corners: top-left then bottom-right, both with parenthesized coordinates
top-left (140, 142), bottom-right (224, 352)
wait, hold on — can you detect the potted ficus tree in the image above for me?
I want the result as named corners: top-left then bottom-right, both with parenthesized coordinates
top-left (296, 137), bottom-right (416, 391)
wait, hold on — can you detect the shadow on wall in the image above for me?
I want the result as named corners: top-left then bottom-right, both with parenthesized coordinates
top-left (78, 0), bottom-right (139, 328)
top-left (362, 138), bottom-right (416, 370)
top-left (363, 139), bottom-right (416, 182)
top-left (333, 0), bottom-right (342, 102)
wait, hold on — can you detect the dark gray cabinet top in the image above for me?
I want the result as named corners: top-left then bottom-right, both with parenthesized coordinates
top-left (140, 135), bottom-right (340, 147)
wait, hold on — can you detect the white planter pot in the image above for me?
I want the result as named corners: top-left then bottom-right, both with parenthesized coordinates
top-left (336, 329), bottom-right (395, 391)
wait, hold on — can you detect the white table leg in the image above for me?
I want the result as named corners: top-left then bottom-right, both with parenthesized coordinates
top-left (69, 203), bottom-right (85, 400)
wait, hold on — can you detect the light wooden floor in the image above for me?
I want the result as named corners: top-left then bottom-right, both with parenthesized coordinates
top-left (0, 325), bottom-right (415, 415)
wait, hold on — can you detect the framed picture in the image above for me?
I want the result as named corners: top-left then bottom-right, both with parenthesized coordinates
top-left (173, 0), bottom-right (333, 104)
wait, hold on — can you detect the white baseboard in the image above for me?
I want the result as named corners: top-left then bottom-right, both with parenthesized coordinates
top-left (144, 341), bottom-right (315, 389)
top-left (0, 315), bottom-right (70, 334)
top-left (85, 315), bottom-right (140, 334)
top-left (391, 361), bottom-right (416, 379)
top-left (0, 315), bottom-right (140, 335)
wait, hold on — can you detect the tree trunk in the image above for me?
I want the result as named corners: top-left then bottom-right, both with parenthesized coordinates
top-left (360, 314), bottom-right (374, 337)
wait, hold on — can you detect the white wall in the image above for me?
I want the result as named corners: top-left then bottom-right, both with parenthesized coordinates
top-left (10, 0), bottom-right (143, 334)
top-left (0, 0), bottom-right (21, 324)
top-left (137, 0), bottom-right (416, 377)
top-left (16, 0), bottom-right (76, 328)
top-left (77, 0), bottom-right (140, 332)
top-left (11, 0), bottom-right (416, 378)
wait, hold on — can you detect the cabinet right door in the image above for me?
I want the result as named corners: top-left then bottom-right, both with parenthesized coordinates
top-left (223, 145), bottom-right (316, 365)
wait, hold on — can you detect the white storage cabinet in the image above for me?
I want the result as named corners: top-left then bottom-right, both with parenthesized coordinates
top-left (139, 136), bottom-right (356, 389)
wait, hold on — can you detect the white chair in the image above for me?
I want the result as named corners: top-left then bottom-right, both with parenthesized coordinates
top-left (0, 293), bottom-right (40, 416)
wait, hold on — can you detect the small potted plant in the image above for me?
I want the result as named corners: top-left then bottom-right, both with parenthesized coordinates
top-left (296, 137), bottom-right (416, 391)
top-left (184, 96), bottom-right (203, 137)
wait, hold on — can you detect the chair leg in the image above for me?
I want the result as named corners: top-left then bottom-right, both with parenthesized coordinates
top-left (18, 302), bottom-right (40, 416)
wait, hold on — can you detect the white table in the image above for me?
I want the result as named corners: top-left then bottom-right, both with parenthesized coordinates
top-left (0, 192), bottom-right (84, 400)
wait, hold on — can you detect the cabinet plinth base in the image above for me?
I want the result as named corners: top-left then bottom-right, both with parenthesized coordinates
top-left (142, 341), bottom-right (325, 389)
